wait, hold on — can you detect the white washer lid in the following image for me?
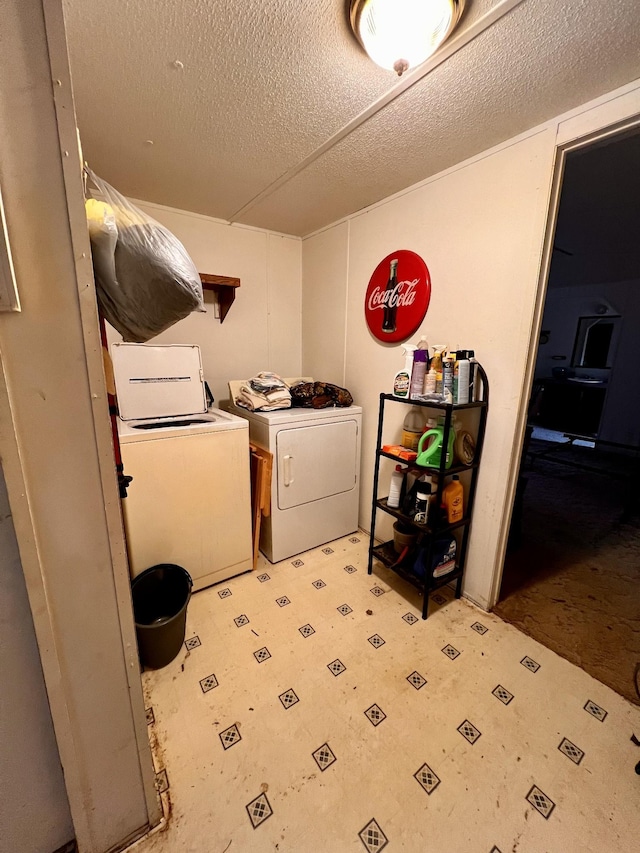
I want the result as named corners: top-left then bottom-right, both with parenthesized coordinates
top-left (111, 343), bottom-right (207, 420)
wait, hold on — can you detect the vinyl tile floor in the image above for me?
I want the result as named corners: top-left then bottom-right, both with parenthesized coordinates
top-left (132, 533), bottom-right (640, 853)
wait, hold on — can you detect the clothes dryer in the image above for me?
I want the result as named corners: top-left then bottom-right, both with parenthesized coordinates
top-left (225, 398), bottom-right (362, 562)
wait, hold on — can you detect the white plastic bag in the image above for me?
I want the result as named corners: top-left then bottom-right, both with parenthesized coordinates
top-left (85, 169), bottom-right (204, 342)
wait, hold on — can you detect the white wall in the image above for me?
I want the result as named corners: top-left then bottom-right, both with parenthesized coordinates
top-left (0, 469), bottom-right (73, 853)
top-left (302, 79), bottom-right (640, 610)
top-left (536, 280), bottom-right (640, 446)
top-left (303, 130), bottom-right (559, 609)
top-left (106, 202), bottom-right (302, 405)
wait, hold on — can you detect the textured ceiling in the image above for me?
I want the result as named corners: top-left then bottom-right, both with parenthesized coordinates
top-left (63, 0), bottom-right (640, 237)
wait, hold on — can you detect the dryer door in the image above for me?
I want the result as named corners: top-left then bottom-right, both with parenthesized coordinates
top-left (276, 419), bottom-right (358, 510)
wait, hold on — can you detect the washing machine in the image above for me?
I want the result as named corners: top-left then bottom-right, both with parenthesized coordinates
top-left (225, 391), bottom-right (362, 563)
top-left (112, 343), bottom-right (253, 590)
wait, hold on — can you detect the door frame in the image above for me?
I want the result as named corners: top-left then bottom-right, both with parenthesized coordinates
top-left (489, 104), bottom-right (640, 610)
top-left (0, 2), bottom-right (161, 851)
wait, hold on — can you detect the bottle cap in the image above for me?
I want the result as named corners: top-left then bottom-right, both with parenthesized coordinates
top-left (452, 475), bottom-right (459, 481)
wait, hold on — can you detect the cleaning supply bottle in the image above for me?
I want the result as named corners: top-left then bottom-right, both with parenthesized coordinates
top-left (443, 474), bottom-right (464, 523)
top-left (387, 465), bottom-right (405, 508)
top-left (393, 345), bottom-right (417, 399)
top-left (410, 339), bottom-right (429, 399)
top-left (468, 350), bottom-right (478, 402)
top-left (455, 351), bottom-right (470, 404)
top-left (416, 420), bottom-right (455, 469)
top-left (430, 345), bottom-right (445, 395)
top-left (443, 353), bottom-right (455, 402)
top-left (424, 364), bottom-right (437, 394)
top-left (402, 406), bottom-right (425, 450)
top-left (413, 481), bottom-right (432, 525)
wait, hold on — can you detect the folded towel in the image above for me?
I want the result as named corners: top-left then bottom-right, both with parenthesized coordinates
top-left (235, 372), bottom-right (291, 411)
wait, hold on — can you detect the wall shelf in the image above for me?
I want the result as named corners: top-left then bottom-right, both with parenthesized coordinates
top-left (200, 273), bottom-right (240, 323)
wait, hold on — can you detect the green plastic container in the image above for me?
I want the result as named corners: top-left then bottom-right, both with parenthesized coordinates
top-left (416, 424), bottom-right (455, 469)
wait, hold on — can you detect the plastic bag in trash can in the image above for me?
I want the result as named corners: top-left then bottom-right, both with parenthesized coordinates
top-left (85, 169), bottom-right (204, 342)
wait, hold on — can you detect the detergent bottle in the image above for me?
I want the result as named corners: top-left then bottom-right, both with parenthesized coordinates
top-left (416, 417), bottom-right (455, 469)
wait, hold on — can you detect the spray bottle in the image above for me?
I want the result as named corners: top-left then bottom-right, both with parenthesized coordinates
top-left (393, 344), bottom-right (417, 399)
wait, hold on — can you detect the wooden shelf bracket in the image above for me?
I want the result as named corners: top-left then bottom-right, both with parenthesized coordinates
top-left (200, 273), bottom-right (241, 323)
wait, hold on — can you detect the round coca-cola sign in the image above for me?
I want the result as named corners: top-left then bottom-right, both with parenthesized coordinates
top-left (364, 250), bottom-right (431, 343)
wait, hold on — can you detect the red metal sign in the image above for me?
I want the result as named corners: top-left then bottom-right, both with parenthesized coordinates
top-left (364, 250), bottom-right (431, 343)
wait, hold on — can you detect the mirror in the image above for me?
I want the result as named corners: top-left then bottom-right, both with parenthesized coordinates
top-left (571, 315), bottom-right (620, 368)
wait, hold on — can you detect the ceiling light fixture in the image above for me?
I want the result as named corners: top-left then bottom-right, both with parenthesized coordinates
top-left (350, 0), bottom-right (465, 76)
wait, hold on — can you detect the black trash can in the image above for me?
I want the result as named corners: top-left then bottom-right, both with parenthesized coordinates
top-left (131, 564), bottom-right (192, 669)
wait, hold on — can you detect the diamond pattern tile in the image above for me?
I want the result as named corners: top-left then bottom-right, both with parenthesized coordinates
top-left (365, 704), bottom-right (386, 726)
top-left (276, 596), bottom-right (290, 607)
top-left (246, 792), bottom-right (273, 828)
top-left (322, 547), bottom-right (334, 555)
top-left (492, 685), bottom-right (514, 705)
top-left (257, 573), bottom-right (270, 582)
top-left (145, 707), bottom-right (155, 725)
top-left (219, 723), bottom-right (241, 750)
top-left (490, 848), bottom-right (503, 853)
top-left (407, 671), bottom-right (427, 689)
top-left (279, 688), bottom-right (299, 709)
top-left (337, 603), bottom-right (353, 615)
top-left (138, 532), bottom-right (640, 853)
top-left (584, 700), bottom-right (607, 721)
top-left (185, 636), bottom-right (201, 650)
top-left (370, 586), bottom-right (385, 597)
top-left (291, 559), bottom-right (304, 568)
top-left (442, 644), bottom-right (460, 660)
top-left (359, 818), bottom-right (388, 852)
top-left (312, 743), bottom-right (336, 771)
top-left (327, 659), bottom-right (346, 676)
top-left (199, 674), bottom-right (218, 693)
top-left (414, 763), bottom-right (441, 795)
top-left (526, 785), bottom-right (555, 819)
top-left (558, 737), bottom-right (584, 764)
top-left (349, 537), bottom-right (361, 543)
top-left (218, 588), bottom-right (232, 599)
top-left (254, 647), bottom-right (271, 663)
top-left (458, 720), bottom-right (481, 744)
top-left (431, 593), bottom-right (447, 605)
top-left (521, 655), bottom-right (540, 673)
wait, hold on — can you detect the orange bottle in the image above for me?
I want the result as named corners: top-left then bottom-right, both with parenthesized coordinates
top-left (443, 475), bottom-right (464, 523)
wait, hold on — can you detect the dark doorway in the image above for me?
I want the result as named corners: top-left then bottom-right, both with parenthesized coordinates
top-left (495, 129), bottom-right (640, 707)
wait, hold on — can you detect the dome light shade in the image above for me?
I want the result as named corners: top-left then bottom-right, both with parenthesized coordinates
top-left (350, 0), bottom-right (465, 76)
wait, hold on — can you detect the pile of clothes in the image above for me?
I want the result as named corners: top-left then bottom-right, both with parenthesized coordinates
top-left (235, 373), bottom-right (291, 411)
top-left (235, 374), bottom-right (354, 412)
